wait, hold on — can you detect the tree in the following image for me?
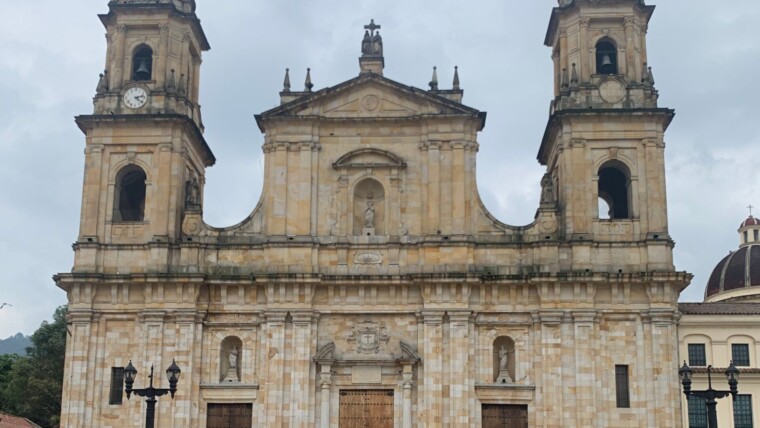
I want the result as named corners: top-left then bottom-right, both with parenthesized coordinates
top-left (0, 306), bottom-right (67, 428)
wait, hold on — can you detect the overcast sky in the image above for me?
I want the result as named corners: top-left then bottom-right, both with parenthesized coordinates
top-left (0, 0), bottom-right (758, 338)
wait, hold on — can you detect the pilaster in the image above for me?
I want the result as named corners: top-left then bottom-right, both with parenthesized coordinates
top-left (448, 311), bottom-right (472, 427)
top-left (420, 310), bottom-right (444, 427)
top-left (263, 311), bottom-right (288, 426)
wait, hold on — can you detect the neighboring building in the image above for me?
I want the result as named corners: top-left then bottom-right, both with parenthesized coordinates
top-left (0, 413), bottom-right (42, 428)
top-left (679, 215), bottom-right (760, 428)
top-left (55, 0), bottom-right (691, 427)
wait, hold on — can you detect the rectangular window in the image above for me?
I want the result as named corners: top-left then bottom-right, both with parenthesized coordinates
top-left (755, 230), bottom-right (759, 242)
top-left (733, 344), bottom-right (751, 367)
top-left (615, 365), bottom-right (630, 408)
top-left (734, 395), bottom-right (754, 428)
top-left (688, 344), bottom-right (707, 366)
top-left (687, 395), bottom-right (708, 428)
top-left (109, 367), bottom-right (124, 405)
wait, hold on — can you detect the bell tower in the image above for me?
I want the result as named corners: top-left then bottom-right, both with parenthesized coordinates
top-left (539, 0), bottom-right (674, 271)
top-left (73, 0), bottom-right (214, 271)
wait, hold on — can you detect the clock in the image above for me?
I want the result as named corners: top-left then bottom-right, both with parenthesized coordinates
top-left (123, 86), bottom-right (148, 109)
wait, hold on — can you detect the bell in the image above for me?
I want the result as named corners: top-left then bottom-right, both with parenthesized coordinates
top-left (134, 59), bottom-right (151, 81)
top-left (601, 55), bottom-right (612, 67)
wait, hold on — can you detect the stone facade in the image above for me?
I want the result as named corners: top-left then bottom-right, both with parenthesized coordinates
top-left (56, 0), bottom-right (691, 427)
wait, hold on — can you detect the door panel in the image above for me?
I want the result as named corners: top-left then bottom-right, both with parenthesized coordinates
top-left (207, 403), bottom-right (252, 428)
top-left (339, 389), bottom-right (394, 428)
top-left (482, 404), bottom-right (528, 428)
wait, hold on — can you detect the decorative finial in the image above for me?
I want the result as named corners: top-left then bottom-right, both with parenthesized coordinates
top-left (429, 66), bottom-right (439, 91)
top-left (305, 68), bottom-right (313, 92)
top-left (283, 68), bottom-right (291, 93)
top-left (96, 70), bottom-right (109, 95)
top-left (641, 62), bottom-right (649, 84)
top-left (647, 66), bottom-right (655, 86)
top-left (178, 73), bottom-right (186, 96)
top-left (561, 67), bottom-right (568, 88)
top-left (362, 20), bottom-right (383, 56)
top-left (167, 69), bottom-right (176, 93)
top-left (453, 66), bottom-right (460, 90)
top-left (570, 63), bottom-right (578, 86)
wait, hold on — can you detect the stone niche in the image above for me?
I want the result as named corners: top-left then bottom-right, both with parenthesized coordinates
top-left (493, 336), bottom-right (516, 384)
top-left (353, 178), bottom-right (385, 236)
top-left (220, 336), bottom-right (242, 383)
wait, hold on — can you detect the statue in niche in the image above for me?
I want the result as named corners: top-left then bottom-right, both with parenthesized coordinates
top-left (229, 346), bottom-right (239, 370)
top-left (221, 341), bottom-right (241, 383)
top-left (185, 174), bottom-right (200, 209)
top-left (364, 201), bottom-right (376, 228)
top-left (495, 344), bottom-right (513, 384)
top-left (499, 345), bottom-right (509, 371)
top-left (540, 173), bottom-right (555, 204)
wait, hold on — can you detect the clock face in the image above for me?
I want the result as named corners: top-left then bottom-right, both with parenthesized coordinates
top-left (123, 86), bottom-right (148, 109)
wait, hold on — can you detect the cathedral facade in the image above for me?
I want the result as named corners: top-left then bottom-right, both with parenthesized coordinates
top-left (55, 1), bottom-right (691, 427)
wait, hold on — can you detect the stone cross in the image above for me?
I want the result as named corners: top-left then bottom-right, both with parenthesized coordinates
top-left (364, 19), bottom-right (381, 36)
top-left (749, 205), bottom-right (755, 216)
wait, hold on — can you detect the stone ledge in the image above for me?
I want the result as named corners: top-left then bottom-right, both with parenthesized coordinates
top-left (475, 383), bottom-right (536, 403)
top-left (200, 383), bottom-right (259, 402)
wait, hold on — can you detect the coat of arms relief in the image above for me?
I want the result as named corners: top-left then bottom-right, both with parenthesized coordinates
top-left (347, 320), bottom-right (389, 354)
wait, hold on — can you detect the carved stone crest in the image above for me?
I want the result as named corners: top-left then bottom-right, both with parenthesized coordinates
top-left (347, 321), bottom-right (389, 354)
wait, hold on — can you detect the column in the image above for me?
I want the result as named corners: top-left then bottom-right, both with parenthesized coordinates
top-left (538, 311), bottom-right (563, 427)
top-left (579, 18), bottom-right (590, 81)
top-left (451, 142), bottom-right (465, 233)
top-left (293, 143), bottom-right (313, 236)
top-left (573, 311), bottom-right (597, 427)
top-left (272, 143), bottom-right (288, 235)
top-left (624, 17), bottom-right (636, 81)
top-left (448, 311), bottom-right (471, 427)
top-left (319, 364), bottom-right (332, 428)
top-left (426, 142), bottom-right (441, 234)
top-left (401, 365), bottom-right (414, 428)
top-left (263, 311), bottom-right (287, 426)
top-left (113, 25), bottom-right (127, 89)
top-left (421, 311), bottom-right (444, 427)
top-left (290, 312), bottom-right (314, 428)
top-left (156, 24), bottom-right (170, 89)
top-left (59, 309), bottom-right (93, 428)
top-left (80, 145), bottom-right (103, 239)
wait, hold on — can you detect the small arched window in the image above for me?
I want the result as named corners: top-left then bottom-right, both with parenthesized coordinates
top-left (598, 161), bottom-right (631, 220)
top-left (132, 45), bottom-right (153, 81)
top-left (596, 39), bottom-right (618, 75)
top-left (114, 166), bottom-right (146, 222)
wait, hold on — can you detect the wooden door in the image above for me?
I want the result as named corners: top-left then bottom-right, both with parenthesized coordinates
top-left (339, 389), bottom-right (394, 428)
top-left (482, 404), bottom-right (528, 428)
top-left (206, 403), bottom-right (253, 428)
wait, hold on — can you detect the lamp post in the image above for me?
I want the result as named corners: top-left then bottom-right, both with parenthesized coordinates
top-left (679, 361), bottom-right (740, 428)
top-left (123, 359), bottom-right (181, 428)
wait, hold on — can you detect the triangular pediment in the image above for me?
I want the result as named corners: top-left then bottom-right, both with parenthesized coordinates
top-left (257, 73), bottom-right (483, 126)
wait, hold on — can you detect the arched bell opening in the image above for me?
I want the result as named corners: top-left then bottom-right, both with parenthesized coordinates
top-left (598, 160), bottom-right (632, 220)
top-left (113, 165), bottom-right (147, 222)
top-left (595, 39), bottom-right (618, 75)
top-left (132, 45), bottom-right (154, 81)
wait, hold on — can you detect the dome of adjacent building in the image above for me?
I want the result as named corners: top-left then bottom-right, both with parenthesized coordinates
top-left (705, 212), bottom-right (760, 301)
top-left (741, 215), bottom-right (760, 228)
top-left (704, 245), bottom-right (760, 300)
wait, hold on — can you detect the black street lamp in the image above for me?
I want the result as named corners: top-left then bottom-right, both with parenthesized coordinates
top-left (679, 361), bottom-right (740, 428)
top-left (123, 359), bottom-right (182, 428)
